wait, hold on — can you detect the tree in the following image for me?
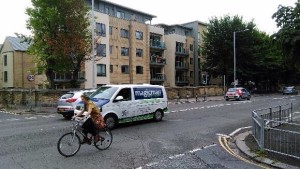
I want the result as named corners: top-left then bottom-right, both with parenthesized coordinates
top-left (26, 0), bottom-right (91, 88)
top-left (202, 15), bottom-right (284, 91)
top-left (272, 1), bottom-right (300, 84)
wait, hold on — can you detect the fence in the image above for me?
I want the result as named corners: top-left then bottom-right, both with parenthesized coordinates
top-left (252, 103), bottom-right (300, 159)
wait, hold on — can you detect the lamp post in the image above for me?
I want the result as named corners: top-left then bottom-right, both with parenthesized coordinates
top-left (91, 0), bottom-right (95, 89)
top-left (233, 29), bottom-right (248, 88)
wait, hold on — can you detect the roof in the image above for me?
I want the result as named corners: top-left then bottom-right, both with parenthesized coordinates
top-left (99, 0), bottom-right (156, 18)
top-left (5, 36), bottom-right (30, 51)
top-left (181, 20), bottom-right (208, 26)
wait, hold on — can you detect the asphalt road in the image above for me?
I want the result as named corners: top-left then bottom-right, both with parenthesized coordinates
top-left (0, 94), bottom-right (299, 169)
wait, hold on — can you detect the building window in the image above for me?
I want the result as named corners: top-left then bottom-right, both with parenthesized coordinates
top-left (96, 44), bottom-right (106, 57)
top-left (105, 7), bottom-right (109, 14)
top-left (117, 11), bottom-right (125, 19)
top-left (121, 65), bottom-right (129, 74)
top-left (135, 31), bottom-right (143, 40)
top-left (190, 58), bottom-right (193, 65)
top-left (190, 71), bottom-right (194, 78)
top-left (96, 23), bottom-right (106, 37)
top-left (110, 65), bottom-right (113, 73)
top-left (120, 29), bottom-right (129, 38)
top-left (136, 48), bottom-right (143, 57)
top-left (190, 44), bottom-right (194, 51)
top-left (4, 71), bottom-right (8, 82)
top-left (3, 55), bottom-right (7, 66)
top-left (97, 64), bottom-right (106, 76)
top-left (176, 42), bottom-right (185, 53)
top-left (109, 26), bottom-right (112, 35)
top-left (136, 66), bottom-right (143, 74)
top-left (121, 47), bottom-right (129, 56)
top-left (198, 32), bottom-right (201, 42)
top-left (109, 45), bottom-right (112, 54)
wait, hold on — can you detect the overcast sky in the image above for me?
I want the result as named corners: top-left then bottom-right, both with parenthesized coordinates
top-left (0, 0), bottom-right (296, 43)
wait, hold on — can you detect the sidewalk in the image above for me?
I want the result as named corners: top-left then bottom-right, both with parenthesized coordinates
top-left (235, 117), bottom-right (300, 169)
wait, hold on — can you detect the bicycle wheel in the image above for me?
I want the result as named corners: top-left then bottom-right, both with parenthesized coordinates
top-left (94, 128), bottom-right (113, 150)
top-left (57, 132), bottom-right (81, 157)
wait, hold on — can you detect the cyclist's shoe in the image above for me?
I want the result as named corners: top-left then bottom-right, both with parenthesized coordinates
top-left (94, 135), bottom-right (105, 144)
top-left (81, 137), bottom-right (91, 145)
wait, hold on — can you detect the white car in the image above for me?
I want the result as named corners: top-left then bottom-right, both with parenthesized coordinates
top-left (57, 89), bottom-right (96, 119)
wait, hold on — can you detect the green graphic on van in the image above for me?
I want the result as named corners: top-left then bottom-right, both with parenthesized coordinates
top-left (119, 113), bottom-right (154, 123)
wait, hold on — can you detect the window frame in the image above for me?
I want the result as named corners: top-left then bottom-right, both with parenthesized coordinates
top-left (96, 44), bottom-right (106, 57)
top-left (136, 48), bottom-right (143, 57)
top-left (121, 47), bottom-right (129, 56)
top-left (96, 23), bottom-right (106, 37)
top-left (136, 66), bottom-right (143, 74)
top-left (135, 31), bottom-right (143, 40)
top-left (120, 29), bottom-right (129, 38)
top-left (121, 65), bottom-right (129, 74)
top-left (97, 64), bottom-right (106, 77)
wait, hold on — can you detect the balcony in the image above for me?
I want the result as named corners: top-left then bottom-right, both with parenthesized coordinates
top-left (150, 40), bottom-right (166, 50)
top-left (150, 73), bottom-right (166, 82)
top-left (175, 62), bottom-right (189, 70)
top-left (150, 55), bottom-right (166, 67)
top-left (53, 72), bottom-right (86, 83)
top-left (175, 76), bottom-right (189, 85)
top-left (175, 48), bottom-right (189, 56)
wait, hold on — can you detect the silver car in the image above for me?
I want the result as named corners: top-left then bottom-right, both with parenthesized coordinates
top-left (57, 89), bottom-right (96, 119)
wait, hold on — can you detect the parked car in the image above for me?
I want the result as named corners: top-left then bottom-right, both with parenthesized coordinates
top-left (57, 89), bottom-right (96, 119)
top-left (224, 87), bottom-right (251, 101)
top-left (283, 86), bottom-right (299, 95)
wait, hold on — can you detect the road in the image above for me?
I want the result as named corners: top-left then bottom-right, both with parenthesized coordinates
top-left (0, 94), bottom-right (299, 169)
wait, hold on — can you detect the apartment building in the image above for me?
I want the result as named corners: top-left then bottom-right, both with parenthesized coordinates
top-left (85, 0), bottom-right (156, 87)
top-left (0, 36), bottom-right (47, 89)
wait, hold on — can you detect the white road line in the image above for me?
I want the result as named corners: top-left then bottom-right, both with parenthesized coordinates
top-left (169, 153), bottom-right (185, 159)
top-left (229, 126), bottom-right (252, 137)
top-left (203, 143), bottom-right (217, 149)
top-left (7, 118), bottom-right (20, 121)
top-left (145, 162), bottom-right (159, 167)
top-left (189, 148), bottom-right (202, 153)
top-left (25, 117), bottom-right (37, 120)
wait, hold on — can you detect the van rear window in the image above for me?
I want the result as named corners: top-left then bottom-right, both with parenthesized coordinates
top-left (133, 87), bottom-right (163, 100)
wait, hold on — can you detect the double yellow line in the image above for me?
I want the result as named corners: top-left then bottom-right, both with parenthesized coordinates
top-left (218, 136), bottom-right (269, 169)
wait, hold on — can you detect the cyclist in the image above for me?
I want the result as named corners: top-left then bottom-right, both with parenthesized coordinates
top-left (75, 94), bottom-right (105, 144)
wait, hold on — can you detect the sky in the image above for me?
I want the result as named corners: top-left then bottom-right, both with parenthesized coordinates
top-left (0, 0), bottom-right (297, 43)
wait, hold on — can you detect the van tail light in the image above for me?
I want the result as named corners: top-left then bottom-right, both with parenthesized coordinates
top-left (66, 98), bottom-right (77, 103)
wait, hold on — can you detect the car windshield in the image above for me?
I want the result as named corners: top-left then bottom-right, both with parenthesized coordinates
top-left (228, 88), bottom-right (237, 92)
top-left (90, 86), bottom-right (118, 99)
top-left (284, 87), bottom-right (293, 90)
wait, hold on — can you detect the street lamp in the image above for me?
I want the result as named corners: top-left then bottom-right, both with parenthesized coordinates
top-left (91, 0), bottom-right (95, 89)
top-left (233, 29), bottom-right (249, 88)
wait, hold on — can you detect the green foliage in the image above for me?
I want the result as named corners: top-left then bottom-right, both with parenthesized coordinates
top-left (272, 1), bottom-right (300, 84)
top-left (26, 0), bottom-right (91, 88)
top-left (202, 15), bottom-right (284, 88)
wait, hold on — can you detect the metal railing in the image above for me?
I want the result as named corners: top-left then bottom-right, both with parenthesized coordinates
top-left (252, 103), bottom-right (300, 159)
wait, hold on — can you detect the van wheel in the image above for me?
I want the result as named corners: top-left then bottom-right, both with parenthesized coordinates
top-left (153, 110), bottom-right (163, 122)
top-left (105, 115), bottom-right (117, 130)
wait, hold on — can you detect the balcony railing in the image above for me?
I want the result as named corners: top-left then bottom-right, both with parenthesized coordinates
top-left (53, 72), bottom-right (86, 82)
top-left (150, 73), bottom-right (166, 82)
top-left (150, 54), bottom-right (166, 66)
top-left (175, 62), bottom-right (189, 69)
top-left (175, 48), bottom-right (189, 56)
top-left (150, 40), bottom-right (166, 50)
top-left (175, 76), bottom-right (189, 84)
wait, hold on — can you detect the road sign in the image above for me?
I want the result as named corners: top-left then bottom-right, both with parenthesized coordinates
top-left (27, 74), bottom-right (35, 81)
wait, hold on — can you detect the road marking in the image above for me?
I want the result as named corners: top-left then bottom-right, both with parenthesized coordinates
top-left (136, 143), bottom-right (217, 169)
top-left (229, 126), bottom-right (252, 137)
top-left (7, 118), bottom-right (20, 121)
top-left (25, 117), bottom-right (37, 120)
top-left (169, 154), bottom-right (185, 159)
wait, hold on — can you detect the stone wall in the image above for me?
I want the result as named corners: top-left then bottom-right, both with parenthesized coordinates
top-left (0, 86), bottom-right (224, 108)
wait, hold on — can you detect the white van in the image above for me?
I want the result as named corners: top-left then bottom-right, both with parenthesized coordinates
top-left (74, 84), bottom-right (169, 129)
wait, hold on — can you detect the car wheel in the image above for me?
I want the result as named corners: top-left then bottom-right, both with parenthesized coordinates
top-left (63, 115), bottom-right (72, 120)
top-left (153, 110), bottom-right (163, 122)
top-left (105, 115), bottom-right (117, 130)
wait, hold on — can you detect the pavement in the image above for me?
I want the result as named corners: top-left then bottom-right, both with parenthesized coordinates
top-left (2, 95), bottom-right (299, 168)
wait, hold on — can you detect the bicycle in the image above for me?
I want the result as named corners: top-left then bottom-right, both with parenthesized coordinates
top-left (57, 116), bottom-right (113, 157)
